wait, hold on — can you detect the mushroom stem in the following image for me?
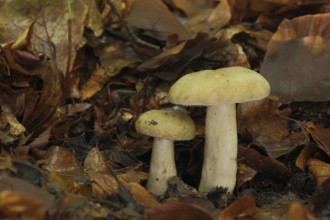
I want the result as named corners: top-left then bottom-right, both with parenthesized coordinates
top-left (147, 137), bottom-right (177, 195)
top-left (198, 104), bottom-right (237, 193)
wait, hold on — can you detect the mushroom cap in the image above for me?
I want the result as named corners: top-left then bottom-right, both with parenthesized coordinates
top-left (135, 109), bottom-right (196, 141)
top-left (168, 66), bottom-right (271, 105)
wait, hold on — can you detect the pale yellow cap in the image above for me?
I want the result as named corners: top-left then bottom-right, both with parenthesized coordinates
top-left (135, 109), bottom-right (196, 140)
top-left (168, 66), bottom-right (270, 105)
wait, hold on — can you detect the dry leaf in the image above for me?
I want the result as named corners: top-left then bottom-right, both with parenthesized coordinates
top-left (41, 145), bottom-right (84, 186)
top-left (307, 158), bottom-right (330, 188)
top-left (145, 202), bottom-right (213, 220)
top-left (80, 66), bottom-right (109, 101)
top-left (0, 0), bottom-right (88, 74)
top-left (238, 145), bottom-right (292, 180)
top-left (237, 99), bottom-right (307, 158)
top-left (126, 0), bottom-right (190, 41)
top-left (0, 189), bottom-right (43, 220)
top-left (304, 122), bottom-right (330, 156)
top-left (285, 202), bottom-right (310, 220)
top-left (87, 171), bottom-right (119, 198)
top-left (261, 13), bottom-right (330, 102)
top-left (295, 144), bottom-right (319, 171)
top-left (219, 195), bottom-right (259, 220)
top-left (124, 182), bottom-right (160, 209)
top-left (312, 177), bottom-right (330, 217)
top-left (84, 147), bottom-right (108, 173)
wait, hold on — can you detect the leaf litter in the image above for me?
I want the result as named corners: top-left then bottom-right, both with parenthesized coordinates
top-left (0, 0), bottom-right (329, 219)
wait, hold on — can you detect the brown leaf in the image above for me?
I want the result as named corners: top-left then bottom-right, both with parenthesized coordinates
top-left (126, 0), bottom-right (191, 41)
top-left (22, 61), bottom-right (63, 135)
top-left (295, 144), bottom-right (319, 171)
top-left (171, 0), bottom-right (211, 17)
top-left (87, 171), bottom-right (119, 198)
top-left (80, 66), bottom-right (109, 101)
top-left (145, 202), bottom-right (213, 220)
top-left (312, 177), bottom-right (330, 217)
top-left (238, 145), bottom-right (292, 180)
top-left (285, 202), bottom-right (310, 220)
top-left (124, 182), bottom-right (160, 209)
top-left (0, 177), bottom-right (55, 220)
top-left (41, 145), bottom-right (84, 185)
top-left (0, 189), bottom-right (44, 220)
top-left (236, 162), bottom-right (257, 188)
top-left (261, 13), bottom-right (330, 102)
top-left (137, 32), bottom-right (227, 81)
top-left (84, 147), bottom-right (108, 173)
top-left (237, 99), bottom-right (307, 158)
top-left (307, 158), bottom-right (330, 188)
top-left (304, 122), bottom-right (330, 156)
top-left (219, 195), bottom-right (259, 220)
top-left (185, 0), bottom-right (231, 33)
top-left (0, 0), bottom-right (89, 74)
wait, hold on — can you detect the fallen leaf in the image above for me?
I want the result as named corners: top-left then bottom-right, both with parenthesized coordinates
top-left (236, 161), bottom-right (257, 188)
top-left (80, 65), bottom-right (109, 101)
top-left (261, 13), bottom-right (330, 102)
top-left (145, 202), bottom-right (213, 220)
top-left (304, 122), bottom-right (330, 156)
top-left (295, 144), bottom-right (319, 171)
top-left (185, 0), bottom-right (231, 33)
top-left (285, 202), bottom-right (310, 220)
top-left (237, 99), bottom-right (307, 158)
top-left (0, 0), bottom-right (89, 74)
top-left (307, 158), bottom-right (330, 188)
top-left (219, 195), bottom-right (259, 220)
top-left (0, 189), bottom-right (43, 220)
top-left (238, 145), bottom-right (292, 181)
top-left (124, 182), bottom-right (160, 209)
top-left (312, 177), bottom-right (330, 217)
top-left (84, 147), bottom-right (108, 173)
top-left (41, 145), bottom-right (85, 186)
top-left (125, 0), bottom-right (191, 41)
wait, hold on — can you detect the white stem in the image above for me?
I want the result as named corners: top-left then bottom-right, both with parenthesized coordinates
top-left (147, 137), bottom-right (177, 196)
top-left (198, 104), bottom-right (237, 194)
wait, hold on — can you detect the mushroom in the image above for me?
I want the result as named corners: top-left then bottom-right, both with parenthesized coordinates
top-left (135, 109), bottom-right (196, 196)
top-left (168, 66), bottom-right (270, 193)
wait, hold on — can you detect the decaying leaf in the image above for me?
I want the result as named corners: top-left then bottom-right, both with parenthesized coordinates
top-left (312, 177), bottom-right (330, 218)
top-left (219, 195), bottom-right (259, 220)
top-left (145, 202), bottom-right (213, 220)
top-left (0, 177), bottom-right (55, 220)
top-left (84, 147), bottom-right (108, 173)
top-left (185, 0), bottom-right (231, 33)
top-left (238, 145), bottom-right (292, 180)
top-left (307, 158), bottom-right (330, 188)
top-left (304, 122), bottom-right (330, 156)
top-left (79, 65), bottom-right (109, 101)
top-left (0, 0), bottom-right (89, 74)
top-left (124, 182), bottom-right (160, 209)
top-left (295, 144), bottom-right (319, 171)
top-left (125, 0), bottom-right (191, 41)
top-left (237, 99), bottom-right (307, 158)
top-left (41, 145), bottom-right (85, 187)
top-left (261, 13), bottom-right (330, 102)
top-left (137, 32), bottom-right (227, 81)
top-left (0, 189), bottom-right (43, 220)
top-left (285, 202), bottom-right (311, 220)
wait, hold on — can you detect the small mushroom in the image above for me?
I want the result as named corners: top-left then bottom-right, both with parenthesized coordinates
top-left (135, 109), bottom-right (196, 196)
top-left (168, 66), bottom-right (270, 193)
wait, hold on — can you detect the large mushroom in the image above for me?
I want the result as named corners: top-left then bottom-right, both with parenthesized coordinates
top-left (135, 109), bottom-right (196, 196)
top-left (168, 66), bottom-right (270, 193)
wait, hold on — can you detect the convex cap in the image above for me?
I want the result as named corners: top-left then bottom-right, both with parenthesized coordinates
top-left (169, 66), bottom-right (271, 105)
top-left (135, 109), bottom-right (196, 140)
